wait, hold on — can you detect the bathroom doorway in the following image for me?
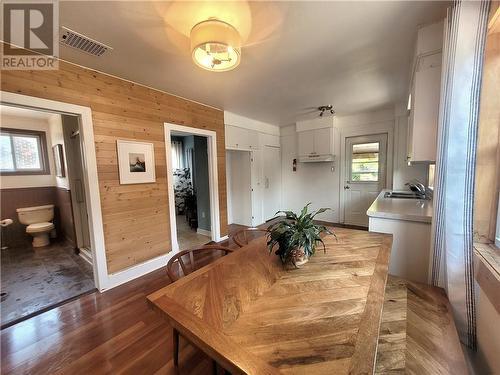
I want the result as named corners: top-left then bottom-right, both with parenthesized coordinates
top-left (0, 104), bottom-right (96, 328)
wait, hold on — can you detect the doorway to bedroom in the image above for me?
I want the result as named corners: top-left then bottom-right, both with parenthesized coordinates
top-left (169, 132), bottom-right (212, 250)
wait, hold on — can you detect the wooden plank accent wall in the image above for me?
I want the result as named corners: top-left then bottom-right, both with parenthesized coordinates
top-left (1, 61), bottom-right (227, 273)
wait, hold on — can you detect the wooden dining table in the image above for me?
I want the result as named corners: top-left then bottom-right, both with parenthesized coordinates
top-left (147, 228), bottom-right (392, 374)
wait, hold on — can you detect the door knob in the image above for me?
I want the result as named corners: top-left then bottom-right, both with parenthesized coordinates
top-left (344, 185), bottom-right (350, 190)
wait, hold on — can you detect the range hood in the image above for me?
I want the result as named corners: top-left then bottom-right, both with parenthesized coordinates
top-left (299, 154), bottom-right (335, 163)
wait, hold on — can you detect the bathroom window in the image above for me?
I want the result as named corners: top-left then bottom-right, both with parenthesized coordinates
top-left (0, 128), bottom-right (50, 175)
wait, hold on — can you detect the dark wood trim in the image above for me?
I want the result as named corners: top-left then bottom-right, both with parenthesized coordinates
top-left (474, 243), bottom-right (500, 314)
top-left (0, 127), bottom-right (50, 176)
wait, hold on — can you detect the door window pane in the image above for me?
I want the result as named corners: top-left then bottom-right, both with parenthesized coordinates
top-left (351, 142), bottom-right (379, 182)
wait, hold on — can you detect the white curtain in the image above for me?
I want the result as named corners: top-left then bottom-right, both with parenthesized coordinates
top-left (431, 0), bottom-right (489, 349)
top-left (171, 141), bottom-right (183, 170)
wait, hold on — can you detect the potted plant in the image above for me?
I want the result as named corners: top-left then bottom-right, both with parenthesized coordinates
top-left (173, 168), bottom-right (193, 215)
top-left (267, 204), bottom-right (334, 268)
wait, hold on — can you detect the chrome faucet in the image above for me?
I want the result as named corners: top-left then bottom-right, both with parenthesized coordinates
top-left (405, 180), bottom-right (427, 198)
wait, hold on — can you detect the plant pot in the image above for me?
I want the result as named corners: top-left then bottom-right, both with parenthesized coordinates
top-left (290, 248), bottom-right (309, 268)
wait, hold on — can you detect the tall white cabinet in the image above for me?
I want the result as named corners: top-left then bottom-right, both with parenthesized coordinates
top-left (407, 21), bottom-right (444, 163)
top-left (224, 114), bottom-right (281, 227)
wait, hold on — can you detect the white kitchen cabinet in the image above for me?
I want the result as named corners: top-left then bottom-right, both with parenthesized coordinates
top-left (225, 125), bottom-right (259, 150)
top-left (407, 21), bottom-right (443, 163)
top-left (314, 127), bottom-right (333, 155)
top-left (297, 127), bottom-right (334, 161)
top-left (367, 190), bottom-right (433, 283)
top-left (298, 130), bottom-right (314, 156)
top-left (408, 63), bottom-right (441, 162)
top-left (369, 216), bottom-right (431, 283)
top-left (261, 133), bottom-right (280, 148)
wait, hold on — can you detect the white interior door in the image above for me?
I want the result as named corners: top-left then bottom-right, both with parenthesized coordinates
top-left (262, 146), bottom-right (281, 221)
top-left (344, 134), bottom-right (387, 227)
top-left (227, 150), bottom-right (253, 226)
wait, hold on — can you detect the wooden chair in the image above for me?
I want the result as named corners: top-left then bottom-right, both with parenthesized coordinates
top-left (166, 245), bottom-right (234, 371)
top-left (231, 227), bottom-right (269, 248)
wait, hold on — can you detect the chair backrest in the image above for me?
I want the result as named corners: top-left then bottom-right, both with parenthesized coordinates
top-left (231, 228), bottom-right (269, 248)
top-left (166, 245), bottom-right (234, 282)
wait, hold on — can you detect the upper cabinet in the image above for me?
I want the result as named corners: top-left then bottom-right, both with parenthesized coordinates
top-left (225, 125), bottom-right (259, 150)
top-left (297, 127), bottom-right (334, 162)
top-left (261, 133), bottom-right (280, 148)
top-left (407, 21), bottom-right (444, 163)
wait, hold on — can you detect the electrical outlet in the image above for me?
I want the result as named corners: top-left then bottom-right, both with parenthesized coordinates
top-left (202, 212), bottom-right (205, 218)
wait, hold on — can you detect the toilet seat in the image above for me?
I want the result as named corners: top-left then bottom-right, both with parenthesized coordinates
top-left (26, 222), bottom-right (55, 234)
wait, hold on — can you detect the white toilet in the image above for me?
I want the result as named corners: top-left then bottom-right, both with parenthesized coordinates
top-left (16, 205), bottom-right (56, 248)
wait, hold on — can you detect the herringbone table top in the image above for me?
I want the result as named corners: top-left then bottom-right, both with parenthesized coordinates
top-left (148, 228), bottom-right (392, 374)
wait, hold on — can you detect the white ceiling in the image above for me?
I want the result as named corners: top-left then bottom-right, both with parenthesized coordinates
top-left (59, 1), bottom-right (448, 126)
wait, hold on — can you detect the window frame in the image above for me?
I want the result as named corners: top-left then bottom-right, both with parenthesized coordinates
top-left (0, 127), bottom-right (50, 176)
top-left (349, 141), bottom-right (381, 183)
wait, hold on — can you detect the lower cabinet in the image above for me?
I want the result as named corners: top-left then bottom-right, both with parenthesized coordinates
top-left (369, 216), bottom-right (431, 284)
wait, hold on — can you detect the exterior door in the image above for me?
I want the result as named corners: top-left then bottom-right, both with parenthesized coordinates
top-left (344, 134), bottom-right (387, 227)
top-left (262, 146), bottom-right (281, 221)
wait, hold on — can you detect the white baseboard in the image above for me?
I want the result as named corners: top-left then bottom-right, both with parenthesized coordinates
top-left (197, 228), bottom-right (212, 237)
top-left (79, 248), bottom-right (93, 265)
top-left (103, 253), bottom-right (171, 291)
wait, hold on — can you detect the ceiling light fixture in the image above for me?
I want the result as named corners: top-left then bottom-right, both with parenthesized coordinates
top-left (190, 19), bottom-right (241, 72)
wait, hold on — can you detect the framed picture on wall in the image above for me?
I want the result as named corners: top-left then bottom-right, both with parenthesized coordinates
top-left (117, 140), bottom-right (156, 184)
top-left (52, 144), bottom-right (65, 177)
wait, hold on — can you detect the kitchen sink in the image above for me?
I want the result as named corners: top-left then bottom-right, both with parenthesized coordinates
top-left (384, 191), bottom-right (425, 199)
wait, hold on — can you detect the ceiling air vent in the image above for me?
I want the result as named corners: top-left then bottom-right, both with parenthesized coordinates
top-left (60, 27), bottom-right (112, 57)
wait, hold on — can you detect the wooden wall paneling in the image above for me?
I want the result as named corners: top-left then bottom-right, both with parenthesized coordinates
top-left (1, 57), bottom-right (227, 274)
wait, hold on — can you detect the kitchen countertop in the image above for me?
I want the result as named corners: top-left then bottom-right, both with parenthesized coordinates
top-left (367, 189), bottom-right (433, 223)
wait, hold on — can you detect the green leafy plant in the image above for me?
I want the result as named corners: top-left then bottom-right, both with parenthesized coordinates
top-left (267, 203), bottom-right (335, 267)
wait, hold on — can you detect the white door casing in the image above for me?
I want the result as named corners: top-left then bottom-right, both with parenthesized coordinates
top-left (344, 134), bottom-right (388, 227)
top-left (164, 123), bottom-right (222, 252)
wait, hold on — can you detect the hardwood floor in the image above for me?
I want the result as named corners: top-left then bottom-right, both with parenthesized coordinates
top-left (375, 276), bottom-right (407, 374)
top-left (0, 265), bottom-right (210, 375)
top-left (375, 276), bottom-right (468, 375)
top-left (1, 227), bottom-right (252, 375)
